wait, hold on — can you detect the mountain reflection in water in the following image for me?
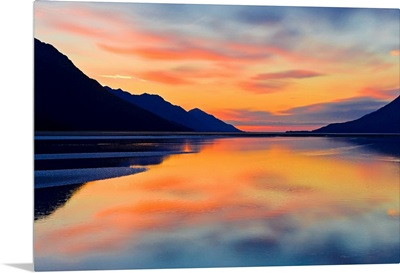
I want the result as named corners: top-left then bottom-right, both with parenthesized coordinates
top-left (34, 136), bottom-right (400, 271)
top-left (34, 136), bottom-right (213, 220)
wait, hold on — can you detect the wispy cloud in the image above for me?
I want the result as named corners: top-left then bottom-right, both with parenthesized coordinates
top-left (98, 42), bottom-right (271, 64)
top-left (239, 70), bottom-right (325, 94)
top-left (238, 81), bottom-right (288, 94)
top-left (138, 71), bottom-right (191, 85)
top-left (252, 70), bottom-right (325, 80)
top-left (100, 75), bottom-right (147, 82)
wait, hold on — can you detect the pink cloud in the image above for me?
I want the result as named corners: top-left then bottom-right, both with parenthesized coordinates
top-left (360, 87), bottom-right (400, 100)
top-left (51, 21), bottom-right (107, 38)
top-left (252, 70), bottom-right (324, 80)
top-left (59, 5), bottom-right (124, 23)
top-left (239, 81), bottom-right (288, 94)
top-left (52, 20), bottom-right (171, 45)
top-left (36, 4), bottom-right (316, 69)
top-left (36, 4), bottom-right (172, 45)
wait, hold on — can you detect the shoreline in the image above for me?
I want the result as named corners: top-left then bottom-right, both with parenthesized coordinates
top-left (34, 131), bottom-right (400, 140)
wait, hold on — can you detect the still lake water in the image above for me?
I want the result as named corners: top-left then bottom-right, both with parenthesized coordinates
top-left (34, 136), bottom-right (400, 271)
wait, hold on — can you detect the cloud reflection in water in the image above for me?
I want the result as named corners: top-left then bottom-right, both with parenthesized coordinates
top-left (34, 137), bottom-right (400, 270)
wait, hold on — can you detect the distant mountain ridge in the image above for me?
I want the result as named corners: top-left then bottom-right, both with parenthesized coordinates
top-left (313, 95), bottom-right (400, 133)
top-left (104, 86), bottom-right (241, 132)
top-left (187, 108), bottom-right (241, 132)
top-left (35, 38), bottom-right (189, 132)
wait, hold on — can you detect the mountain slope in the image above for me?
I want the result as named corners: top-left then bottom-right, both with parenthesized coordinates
top-left (313, 95), bottom-right (400, 133)
top-left (188, 108), bottom-right (241, 132)
top-left (34, 38), bottom-right (189, 132)
top-left (105, 86), bottom-right (241, 132)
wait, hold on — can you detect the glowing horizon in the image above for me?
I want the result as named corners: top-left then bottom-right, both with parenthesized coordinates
top-left (34, 1), bottom-right (399, 132)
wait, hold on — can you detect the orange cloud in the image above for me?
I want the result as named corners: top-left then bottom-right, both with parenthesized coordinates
top-left (98, 41), bottom-right (275, 65)
top-left (99, 44), bottom-right (235, 63)
top-left (172, 66), bottom-right (236, 80)
top-left (139, 70), bottom-right (192, 85)
top-left (390, 50), bottom-right (399, 56)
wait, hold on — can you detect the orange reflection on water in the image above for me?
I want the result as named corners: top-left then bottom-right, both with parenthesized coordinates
top-left (34, 138), bottom-right (400, 261)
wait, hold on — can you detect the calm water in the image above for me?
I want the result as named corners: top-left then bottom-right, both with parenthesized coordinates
top-left (34, 136), bottom-right (400, 271)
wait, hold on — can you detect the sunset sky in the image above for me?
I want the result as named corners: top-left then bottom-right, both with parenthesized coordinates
top-left (34, 1), bottom-right (399, 132)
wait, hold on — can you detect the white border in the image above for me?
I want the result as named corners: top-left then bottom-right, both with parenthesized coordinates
top-left (0, 1), bottom-right (398, 273)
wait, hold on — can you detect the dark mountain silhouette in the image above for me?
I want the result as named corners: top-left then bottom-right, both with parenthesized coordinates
top-left (34, 38), bottom-right (189, 132)
top-left (105, 86), bottom-right (241, 132)
top-left (313, 95), bottom-right (400, 133)
top-left (188, 108), bottom-right (241, 132)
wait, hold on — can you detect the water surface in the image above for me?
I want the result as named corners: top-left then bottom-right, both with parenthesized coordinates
top-left (34, 136), bottom-right (400, 270)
